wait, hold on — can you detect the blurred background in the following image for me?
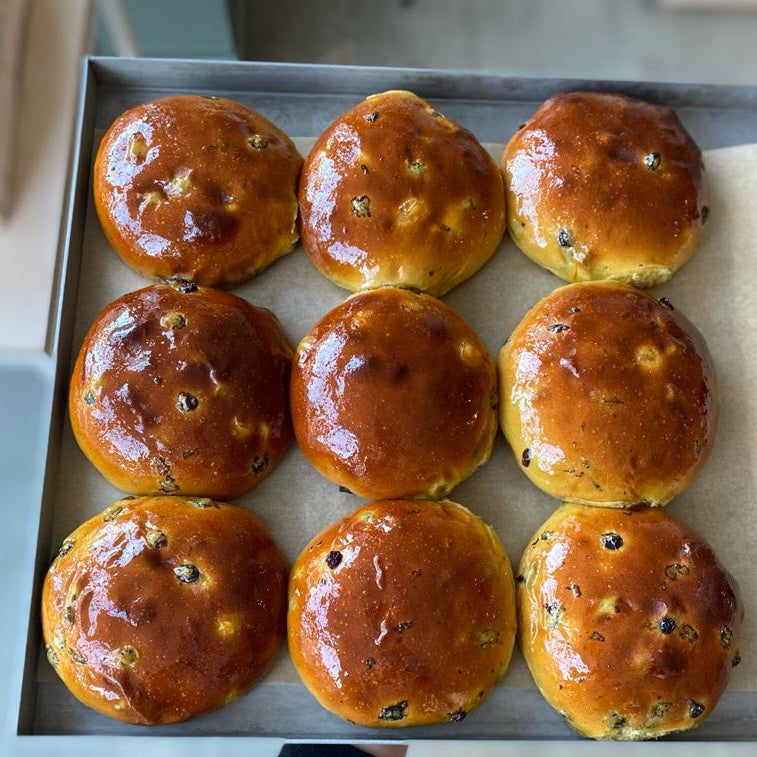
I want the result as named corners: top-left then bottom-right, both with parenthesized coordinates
top-left (98, 0), bottom-right (757, 83)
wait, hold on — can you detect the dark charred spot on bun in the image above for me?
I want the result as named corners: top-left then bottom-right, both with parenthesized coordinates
top-left (166, 278), bottom-right (198, 293)
top-left (251, 455), bottom-right (269, 474)
top-left (378, 700), bottom-right (408, 721)
top-left (645, 151), bottom-right (661, 171)
top-left (658, 616), bottom-right (676, 635)
top-left (177, 392), bottom-right (199, 413)
top-left (601, 532), bottom-right (623, 550)
top-left (325, 550), bottom-right (343, 569)
top-left (557, 228), bottom-right (572, 247)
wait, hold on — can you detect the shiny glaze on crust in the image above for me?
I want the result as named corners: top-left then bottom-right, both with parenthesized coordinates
top-left (517, 504), bottom-right (743, 740)
top-left (69, 284), bottom-right (293, 498)
top-left (499, 281), bottom-right (718, 505)
top-left (288, 499), bottom-right (516, 727)
top-left (290, 287), bottom-right (498, 500)
top-left (41, 496), bottom-right (287, 725)
top-left (94, 95), bottom-right (302, 287)
top-left (299, 90), bottom-right (506, 296)
top-left (503, 91), bottom-right (707, 286)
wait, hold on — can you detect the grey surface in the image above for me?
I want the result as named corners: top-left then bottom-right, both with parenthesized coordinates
top-left (0, 357), bottom-right (52, 750)
top-left (235, 0), bottom-right (757, 86)
top-left (95, 1), bottom-right (757, 85)
top-left (97, 0), bottom-right (236, 59)
top-left (5, 58), bottom-right (757, 752)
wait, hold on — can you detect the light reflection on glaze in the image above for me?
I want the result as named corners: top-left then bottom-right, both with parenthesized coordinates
top-left (137, 232), bottom-right (170, 256)
top-left (545, 541), bottom-right (569, 574)
top-left (534, 442), bottom-right (565, 471)
top-left (305, 123), bottom-right (364, 247)
top-left (373, 555), bottom-right (384, 590)
top-left (309, 572), bottom-right (345, 688)
top-left (544, 633), bottom-right (590, 682)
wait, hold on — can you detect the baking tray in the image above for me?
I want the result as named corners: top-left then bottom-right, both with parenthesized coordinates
top-left (12, 57), bottom-right (757, 745)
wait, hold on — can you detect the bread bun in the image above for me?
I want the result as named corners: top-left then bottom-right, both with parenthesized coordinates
top-left (291, 287), bottom-right (497, 500)
top-left (299, 89), bottom-right (505, 295)
top-left (94, 95), bottom-right (302, 287)
top-left (288, 499), bottom-right (516, 727)
top-left (69, 282), bottom-right (293, 498)
top-left (499, 281), bottom-right (717, 506)
top-left (502, 91), bottom-right (708, 286)
top-left (517, 503), bottom-right (743, 740)
top-left (41, 495), bottom-right (287, 725)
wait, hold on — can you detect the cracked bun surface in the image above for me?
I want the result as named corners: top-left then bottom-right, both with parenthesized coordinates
top-left (298, 89), bottom-right (506, 296)
top-left (41, 495), bottom-right (287, 725)
top-left (288, 499), bottom-right (516, 727)
top-left (517, 504), bottom-right (743, 740)
top-left (290, 287), bottom-right (498, 500)
top-left (502, 91), bottom-right (708, 287)
top-left (69, 283), bottom-right (293, 498)
top-left (94, 95), bottom-right (302, 287)
top-left (499, 281), bottom-right (718, 506)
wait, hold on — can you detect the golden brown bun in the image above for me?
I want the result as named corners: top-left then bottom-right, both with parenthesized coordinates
top-left (69, 283), bottom-right (293, 498)
top-left (41, 495), bottom-right (287, 725)
top-left (499, 281), bottom-right (718, 506)
top-left (289, 499), bottom-right (516, 727)
top-left (93, 95), bottom-right (302, 287)
top-left (502, 91), bottom-right (708, 286)
top-left (517, 504), bottom-right (743, 740)
top-left (298, 90), bottom-right (506, 296)
top-left (291, 287), bottom-right (497, 500)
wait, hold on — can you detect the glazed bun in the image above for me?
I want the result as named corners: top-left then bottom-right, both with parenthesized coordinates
top-left (69, 282), bottom-right (293, 498)
top-left (299, 89), bottom-right (505, 296)
top-left (502, 91), bottom-right (708, 286)
top-left (289, 499), bottom-right (516, 727)
top-left (291, 287), bottom-right (498, 500)
top-left (517, 504), bottom-right (743, 740)
top-left (41, 495), bottom-right (287, 725)
top-left (94, 95), bottom-right (302, 287)
top-left (499, 281), bottom-right (717, 506)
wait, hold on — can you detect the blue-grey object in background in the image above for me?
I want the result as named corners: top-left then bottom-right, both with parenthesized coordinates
top-left (97, 0), bottom-right (236, 58)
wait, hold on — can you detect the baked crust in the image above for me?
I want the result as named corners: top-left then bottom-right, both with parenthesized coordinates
top-left (299, 89), bottom-right (506, 295)
top-left (517, 504), bottom-right (743, 739)
top-left (291, 287), bottom-right (498, 499)
top-left (94, 95), bottom-right (302, 287)
top-left (288, 499), bottom-right (516, 727)
top-left (41, 495), bottom-right (287, 725)
top-left (502, 91), bottom-right (708, 286)
top-left (69, 283), bottom-right (293, 498)
top-left (499, 281), bottom-right (718, 505)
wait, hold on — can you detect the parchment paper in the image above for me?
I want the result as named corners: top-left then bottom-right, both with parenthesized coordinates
top-left (41, 139), bottom-right (757, 695)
